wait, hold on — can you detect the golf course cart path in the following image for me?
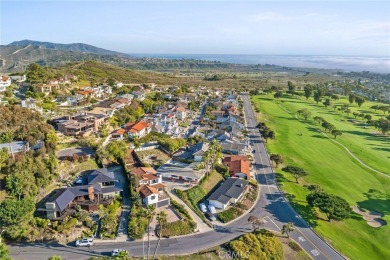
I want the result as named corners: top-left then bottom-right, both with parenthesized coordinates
top-left (276, 103), bottom-right (389, 179)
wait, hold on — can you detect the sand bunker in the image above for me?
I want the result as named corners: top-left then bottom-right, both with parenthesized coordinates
top-left (352, 206), bottom-right (387, 228)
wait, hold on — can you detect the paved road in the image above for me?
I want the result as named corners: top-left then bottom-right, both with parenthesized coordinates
top-left (185, 100), bottom-right (207, 138)
top-left (8, 95), bottom-right (344, 260)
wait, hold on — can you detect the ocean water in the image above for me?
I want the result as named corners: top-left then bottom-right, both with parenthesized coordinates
top-left (130, 54), bottom-right (390, 74)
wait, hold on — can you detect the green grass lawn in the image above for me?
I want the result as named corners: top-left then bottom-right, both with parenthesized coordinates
top-left (252, 94), bottom-right (390, 260)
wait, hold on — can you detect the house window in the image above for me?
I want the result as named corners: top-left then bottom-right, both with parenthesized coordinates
top-left (151, 195), bottom-right (156, 200)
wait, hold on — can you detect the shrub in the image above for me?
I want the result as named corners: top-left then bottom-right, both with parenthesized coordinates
top-left (160, 220), bottom-right (195, 237)
top-left (288, 241), bottom-right (302, 252)
top-left (128, 215), bottom-right (148, 239)
top-left (228, 231), bottom-right (283, 260)
top-left (218, 207), bottom-right (243, 223)
top-left (57, 218), bottom-right (78, 232)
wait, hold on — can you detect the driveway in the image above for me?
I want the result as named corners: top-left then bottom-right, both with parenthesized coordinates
top-left (107, 165), bottom-right (131, 241)
top-left (56, 147), bottom-right (96, 159)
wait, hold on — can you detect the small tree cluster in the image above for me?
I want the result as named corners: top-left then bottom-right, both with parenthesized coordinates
top-left (306, 186), bottom-right (351, 221)
top-left (256, 122), bottom-right (275, 142)
top-left (314, 117), bottom-right (342, 139)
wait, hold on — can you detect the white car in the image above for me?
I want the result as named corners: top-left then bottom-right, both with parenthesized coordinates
top-left (208, 205), bottom-right (217, 214)
top-left (75, 238), bottom-right (93, 247)
top-left (111, 249), bottom-right (128, 256)
top-left (199, 203), bottom-right (207, 213)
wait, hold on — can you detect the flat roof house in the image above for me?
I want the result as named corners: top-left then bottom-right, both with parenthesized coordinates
top-left (207, 178), bottom-right (248, 209)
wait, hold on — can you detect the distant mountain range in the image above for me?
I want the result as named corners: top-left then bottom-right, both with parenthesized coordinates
top-left (0, 39), bottom-right (343, 74)
top-left (7, 40), bottom-right (128, 56)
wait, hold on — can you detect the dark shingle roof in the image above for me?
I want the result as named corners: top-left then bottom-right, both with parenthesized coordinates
top-left (207, 178), bottom-right (247, 205)
top-left (87, 169), bottom-right (115, 184)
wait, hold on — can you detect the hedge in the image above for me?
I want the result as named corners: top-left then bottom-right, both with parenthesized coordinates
top-left (217, 207), bottom-right (243, 223)
top-left (57, 218), bottom-right (78, 232)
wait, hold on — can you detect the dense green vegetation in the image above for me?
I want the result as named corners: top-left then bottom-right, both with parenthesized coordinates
top-left (227, 230), bottom-right (284, 260)
top-left (217, 207), bottom-right (243, 223)
top-left (252, 94), bottom-right (390, 259)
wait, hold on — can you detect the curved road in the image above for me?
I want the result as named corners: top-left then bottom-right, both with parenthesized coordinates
top-left (8, 94), bottom-right (345, 260)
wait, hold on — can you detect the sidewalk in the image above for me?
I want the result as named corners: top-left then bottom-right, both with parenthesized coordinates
top-left (166, 187), bottom-right (212, 233)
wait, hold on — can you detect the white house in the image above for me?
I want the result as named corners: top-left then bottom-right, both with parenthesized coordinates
top-left (21, 98), bottom-right (43, 114)
top-left (0, 76), bottom-right (11, 92)
top-left (207, 178), bottom-right (248, 209)
top-left (126, 120), bottom-right (151, 139)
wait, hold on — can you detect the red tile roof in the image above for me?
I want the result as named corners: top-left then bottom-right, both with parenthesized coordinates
top-left (138, 185), bottom-right (158, 198)
top-left (229, 159), bottom-right (250, 178)
top-left (112, 128), bottom-right (126, 135)
top-left (223, 155), bottom-right (249, 164)
top-left (126, 121), bottom-right (150, 133)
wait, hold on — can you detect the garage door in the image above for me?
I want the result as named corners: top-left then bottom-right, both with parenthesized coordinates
top-left (157, 199), bottom-right (170, 208)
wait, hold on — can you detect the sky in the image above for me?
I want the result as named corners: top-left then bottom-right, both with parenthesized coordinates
top-left (1, 1), bottom-right (390, 56)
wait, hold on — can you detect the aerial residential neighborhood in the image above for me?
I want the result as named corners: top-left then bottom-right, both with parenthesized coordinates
top-left (1, 1), bottom-right (390, 260)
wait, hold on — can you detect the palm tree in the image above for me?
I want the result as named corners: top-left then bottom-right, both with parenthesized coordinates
top-left (152, 211), bottom-right (168, 259)
top-left (281, 222), bottom-right (295, 238)
top-left (144, 205), bottom-right (155, 260)
top-left (203, 139), bottom-right (222, 176)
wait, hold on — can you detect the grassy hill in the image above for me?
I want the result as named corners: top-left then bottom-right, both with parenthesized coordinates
top-left (8, 39), bottom-right (127, 56)
top-left (252, 94), bottom-right (390, 259)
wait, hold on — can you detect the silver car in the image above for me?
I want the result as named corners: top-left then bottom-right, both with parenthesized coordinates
top-left (75, 238), bottom-right (93, 247)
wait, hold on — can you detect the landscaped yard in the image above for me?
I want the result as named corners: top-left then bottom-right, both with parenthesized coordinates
top-left (251, 94), bottom-right (390, 259)
top-left (136, 148), bottom-right (170, 168)
top-left (176, 170), bottom-right (223, 221)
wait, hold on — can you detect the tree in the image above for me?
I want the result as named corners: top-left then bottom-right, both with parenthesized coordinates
top-left (152, 211), bottom-right (168, 259)
top-left (331, 129), bottom-right (342, 139)
top-left (307, 191), bottom-right (351, 221)
top-left (355, 96), bottom-right (366, 107)
top-left (297, 108), bottom-right (311, 120)
top-left (323, 98), bottom-right (331, 108)
top-left (0, 148), bottom-right (8, 172)
top-left (247, 215), bottom-right (265, 231)
top-left (270, 154), bottom-right (283, 168)
top-left (0, 198), bottom-right (35, 240)
top-left (282, 166), bottom-right (307, 183)
top-left (144, 205), bottom-right (155, 260)
top-left (374, 118), bottom-right (390, 134)
top-left (314, 91), bottom-right (322, 104)
top-left (274, 91), bottom-right (283, 99)
top-left (370, 105), bottom-right (379, 111)
top-left (287, 81), bottom-right (296, 96)
top-left (304, 85), bottom-right (313, 100)
top-left (352, 112), bottom-right (359, 119)
top-left (313, 116), bottom-right (324, 124)
top-left (348, 94), bottom-right (355, 104)
top-left (331, 94), bottom-right (339, 100)
top-left (0, 242), bottom-right (11, 260)
top-left (281, 222), bottom-right (295, 237)
top-left (364, 114), bottom-right (372, 122)
top-left (202, 139), bottom-right (222, 175)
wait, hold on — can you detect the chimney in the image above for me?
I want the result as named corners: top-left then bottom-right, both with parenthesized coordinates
top-left (88, 186), bottom-right (95, 201)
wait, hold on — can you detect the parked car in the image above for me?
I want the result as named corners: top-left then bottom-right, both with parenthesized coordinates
top-left (208, 205), bottom-right (217, 214)
top-left (75, 238), bottom-right (93, 247)
top-left (199, 203), bottom-right (207, 213)
top-left (252, 149), bottom-right (256, 153)
top-left (205, 212), bottom-right (216, 221)
top-left (111, 249), bottom-right (128, 256)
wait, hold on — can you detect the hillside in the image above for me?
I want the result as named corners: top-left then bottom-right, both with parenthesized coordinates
top-left (8, 40), bottom-right (127, 56)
